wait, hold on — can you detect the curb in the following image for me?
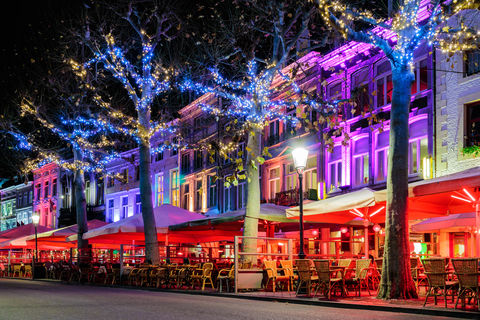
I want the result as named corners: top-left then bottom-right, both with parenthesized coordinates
top-left (4, 278), bottom-right (477, 318)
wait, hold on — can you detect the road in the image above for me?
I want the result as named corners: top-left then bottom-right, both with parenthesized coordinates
top-left (0, 279), bottom-right (455, 320)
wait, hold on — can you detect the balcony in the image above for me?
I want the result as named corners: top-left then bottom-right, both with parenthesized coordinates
top-left (270, 188), bottom-right (318, 206)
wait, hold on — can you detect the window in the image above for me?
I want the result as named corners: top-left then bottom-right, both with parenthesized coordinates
top-left (328, 81), bottom-right (343, 100)
top-left (194, 150), bottom-right (203, 170)
top-left (44, 181), bottom-right (49, 198)
top-left (135, 194), bottom-right (142, 215)
top-left (304, 156), bottom-right (318, 193)
top-left (375, 130), bottom-right (389, 183)
top-left (353, 137), bottom-right (369, 186)
top-left (351, 68), bottom-right (370, 116)
top-left (194, 117), bottom-right (202, 130)
top-left (268, 167), bottom-right (281, 200)
top-left (182, 184), bottom-right (190, 210)
top-left (96, 181), bottom-right (104, 205)
top-left (35, 184), bottom-right (41, 201)
top-left (134, 166), bottom-right (140, 181)
top-left (121, 196), bottom-right (128, 219)
top-left (223, 178), bottom-right (237, 212)
top-left (208, 176), bottom-right (217, 208)
top-left (121, 169), bottom-right (129, 184)
top-left (375, 60), bottom-right (392, 107)
top-left (464, 50), bottom-right (480, 77)
top-left (62, 186), bottom-right (69, 207)
top-left (171, 138), bottom-right (178, 156)
top-left (156, 174), bottom-right (164, 206)
top-left (411, 59), bottom-right (429, 95)
top-left (465, 101), bottom-right (480, 147)
top-left (85, 181), bottom-right (91, 204)
top-left (409, 119), bottom-right (429, 175)
top-left (327, 146), bottom-right (342, 192)
top-left (155, 149), bottom-right (164, 162)
top-left (52, 179), bottom-right (57, 197)
top-left (267, 119), bottom-right (281, 146)
top-left (108, 199), bottom-right (115, 222)
top-left (171, 169), bottom-right (180, 207)
top-left (181, 153), bottom-right (190, 175)
top-left (107, 176), bottom-right (115, 188)
top-left (195, 180), bottom-right (202, 211)
top-left (238, 177), bottom-right (246, 209)
top-left (286, 163), bottom-right (297, 191)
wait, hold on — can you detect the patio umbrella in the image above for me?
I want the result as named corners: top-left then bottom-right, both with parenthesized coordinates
top-left (24, 219), bottom-right (107, 248)
top-left (0, 224), bottom-right (52, 242)
top-left (67, 204), bottom-right (205, 244)
top-left (411, 212), bottom-right (475, 233)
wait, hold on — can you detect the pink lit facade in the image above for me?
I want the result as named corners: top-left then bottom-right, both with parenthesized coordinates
top-left (33, 162), bottom-right (60, 228)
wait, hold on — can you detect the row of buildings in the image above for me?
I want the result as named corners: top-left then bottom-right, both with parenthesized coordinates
top-left (2, 24), bottom-right (480, 258)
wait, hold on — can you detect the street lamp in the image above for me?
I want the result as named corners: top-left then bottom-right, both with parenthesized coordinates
top-left (32, 212), bottom-right (40, 280)
top-left (292, 147), bottom-right (309, 259)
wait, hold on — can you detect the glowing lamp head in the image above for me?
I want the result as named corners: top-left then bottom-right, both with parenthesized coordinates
top-left (32, 212), bottom-right (40, 226)
top-left (373, 224), bottom-right (382, 233)
top-left (292, 147), bottom-right (309, 171)
top-left (340, 227), bottom-right (348, 234)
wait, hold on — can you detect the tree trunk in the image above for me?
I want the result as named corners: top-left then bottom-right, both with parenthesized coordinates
top-left (242, 126), bottom-right (262, 264)
top-left (138, 108), bottom-right (160, 264)
top-left (73, 148), bottom-right (89, 264)
top-left (377, 65), bottom-right (418, 299)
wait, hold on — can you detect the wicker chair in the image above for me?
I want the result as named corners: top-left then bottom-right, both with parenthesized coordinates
top-left (24, 265), bottom-right (32, 278)
top-left (217, 265), bottom-right (235, 292)
top-left (313, 259), bottom-right (343, 299)
top-left (280, 260), bottom-right (298, 292)
top-left (422, 258), bottom-right (458, 307)
top-left (452, 258), bottom-right (480, 309)
top-left (295, 259), bottom-right (318, 296)
top-left (411, 257), bottom-right (427, 289)
top-left (263, 260), bottom-right (290, 292)
top-left (346, 259), bottom-right (371, 297)
top-left (191, 263), bottom-right (215, 290)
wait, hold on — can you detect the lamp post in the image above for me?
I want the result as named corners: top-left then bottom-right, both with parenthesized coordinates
top-left (292, 147), bottom-right (309, 259)
top-left (32, 212), bottom-right (40, 280)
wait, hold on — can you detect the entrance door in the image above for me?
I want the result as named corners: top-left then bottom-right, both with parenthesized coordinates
top-left (449, 232), bottom-right (469, 258)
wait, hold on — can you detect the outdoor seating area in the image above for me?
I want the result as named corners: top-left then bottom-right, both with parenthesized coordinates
top-left (253, 257), bottom-right (480, 311)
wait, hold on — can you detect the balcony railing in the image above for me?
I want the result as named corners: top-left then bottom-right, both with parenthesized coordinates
top-left (270, 188), bottom-right (318, 206)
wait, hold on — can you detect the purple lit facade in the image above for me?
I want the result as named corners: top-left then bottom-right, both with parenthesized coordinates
top-left (263, 42), bottom-right (434, 205)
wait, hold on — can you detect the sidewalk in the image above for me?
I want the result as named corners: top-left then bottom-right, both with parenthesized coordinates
top-left (6, 277), bottom-right (478, 318)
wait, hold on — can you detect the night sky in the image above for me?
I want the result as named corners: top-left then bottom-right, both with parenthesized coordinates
top-left (0, 1), bottom-right (85, 182)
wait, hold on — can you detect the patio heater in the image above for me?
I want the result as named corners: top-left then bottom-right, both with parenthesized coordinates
top-left (292, 147), bottom-right (309, 259)
top-left (32, 212), bottom-right (40, 280)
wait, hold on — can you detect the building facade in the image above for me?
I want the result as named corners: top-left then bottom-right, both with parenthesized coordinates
top-left (32, 162), bottom-right (60, 228)
top-left (0, 182), bottom-right (33, 231)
